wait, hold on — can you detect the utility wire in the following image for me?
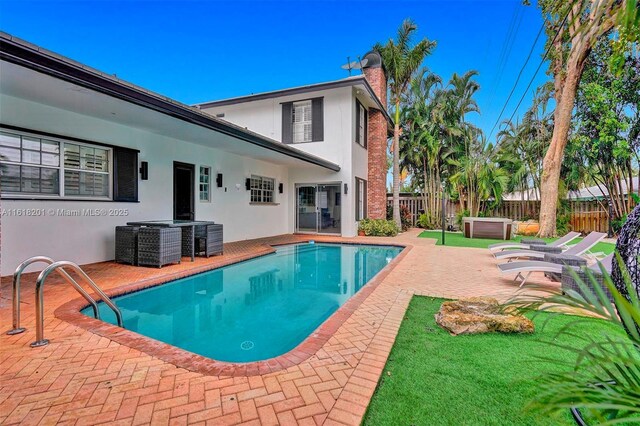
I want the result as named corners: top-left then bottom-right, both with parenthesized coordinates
top-left (503, 5), bottom-right (573, 131)
top-left (486, 4), bottom-right (523, 112)
top-left (494, 4), bottom-right (575, 140)
top-left (488, 20), bottom-right (546, 141)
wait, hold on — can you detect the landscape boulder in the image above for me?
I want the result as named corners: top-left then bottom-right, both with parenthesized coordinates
top-left (435, 297), bottom-right (534, 335)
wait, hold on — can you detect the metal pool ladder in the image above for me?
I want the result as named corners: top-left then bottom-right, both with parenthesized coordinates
top-left (7, 256), bottom-right (124, 347)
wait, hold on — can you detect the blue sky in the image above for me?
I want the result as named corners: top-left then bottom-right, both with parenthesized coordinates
top-left (0, 0), bottom-right (550, 143)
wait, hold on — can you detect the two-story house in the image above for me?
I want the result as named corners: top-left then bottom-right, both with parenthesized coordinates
top-left (0, 32), bottom-right (390, 275)
top-left (195, 58), bottom-right (392, 237)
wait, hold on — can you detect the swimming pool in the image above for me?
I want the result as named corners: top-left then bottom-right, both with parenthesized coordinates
top-left (82, 243), bottom-right (402, 363)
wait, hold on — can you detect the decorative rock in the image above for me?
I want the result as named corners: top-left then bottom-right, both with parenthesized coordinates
top-left (435, 297), bottom-right (534, 335)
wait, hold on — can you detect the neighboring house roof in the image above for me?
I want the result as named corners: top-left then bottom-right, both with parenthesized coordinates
top-left (194, 76), bottom-right (394, 128)
top-left (502, 177), bottom-right (639, 201)
top-left (568, 176), bottom-right (639, 200)
top-left (0, 32), bottom-right (340, 172)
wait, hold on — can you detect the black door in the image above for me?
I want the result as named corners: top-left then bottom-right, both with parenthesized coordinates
top-left (173, 162), bottom-right (195, 220)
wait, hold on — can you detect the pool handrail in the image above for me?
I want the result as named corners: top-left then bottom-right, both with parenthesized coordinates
top-left (31, 260), bottom-right (123, 347)
top-left (7, 256), bottom-right (100, 335)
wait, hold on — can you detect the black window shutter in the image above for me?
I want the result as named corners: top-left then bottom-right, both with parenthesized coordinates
top-left (363, 106), bottom-right (368, 148)
top-left (364, 180), bottom-right (368, 218)
top-left (355, 101), bottom-right (361, 145)
top-left (282, 102), bottom-right (293, 143)
top-left (311, 97), bottom-right (324, 142)
top-left (113, 147), bottom-right (138, 202)
top-left (355, 179), bottom-right (359, 221)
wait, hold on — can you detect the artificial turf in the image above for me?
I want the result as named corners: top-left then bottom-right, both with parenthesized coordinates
top-left (363, 296), bottom-right (623, 426)
top-left (418, 230), bottom-right (616, 255)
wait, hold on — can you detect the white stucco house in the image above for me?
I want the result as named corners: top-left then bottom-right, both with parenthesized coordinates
top-left (0, 32), bottom-right (391, 275)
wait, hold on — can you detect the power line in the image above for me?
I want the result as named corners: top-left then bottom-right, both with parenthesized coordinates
top-left (503, 5), bottom-right (573, 131)
top-left (486, 3), bottom-right (524, 112)
top-left (488, 20), bottom-right (546, 141)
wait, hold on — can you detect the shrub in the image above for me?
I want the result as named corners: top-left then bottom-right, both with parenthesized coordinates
top-left (386, 204), bottom-right (412, 231)
top-left (556, 199), bottom-right (572, 236)
top-left (358, 219), bottom-right (399, 237)
top-left (611, 214), bottom-right (627, 235)
top-left (456, 209), bottom-right (470, 227)
top-left (418, 212), bottom-right (434, 229)
top-left (508, 256), bottom-right (640, 423)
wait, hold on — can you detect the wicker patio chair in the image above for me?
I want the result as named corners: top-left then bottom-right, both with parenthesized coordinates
top-left (137, 227), bottom-right (181, 268)
top-left (115, 226), bottom-right (139, 265)
top-left (194, 224), bottom-right (223, 257)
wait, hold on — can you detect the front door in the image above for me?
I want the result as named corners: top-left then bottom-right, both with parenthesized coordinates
top-left (173, 162), bottom-right (195, 220)
top-left (296, 184), bottom-right (341, 234)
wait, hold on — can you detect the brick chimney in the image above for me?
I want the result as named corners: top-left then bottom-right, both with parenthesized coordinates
top-left (362, 51), bottom-right (388, 220)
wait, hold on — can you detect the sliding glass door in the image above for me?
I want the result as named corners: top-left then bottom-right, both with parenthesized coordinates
top-left (296, 184), bottom-right (341, 234)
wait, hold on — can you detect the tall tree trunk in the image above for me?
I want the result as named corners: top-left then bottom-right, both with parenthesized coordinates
top-left (538, 0), bottom-right (617, 236)
top-left (392, 104), bottom-right (401, 228)
top-left (539, 50), bottom-right (588, 236)
top-left (422, 157), bottom-right (428, 221)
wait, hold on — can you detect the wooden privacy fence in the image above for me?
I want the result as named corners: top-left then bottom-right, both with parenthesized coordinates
top-left (568, 200), bottom-right (609, 234)
top-left (388, 195), bottom-right (614, 234)
top-left (385, 195), bottom-right (458, 226)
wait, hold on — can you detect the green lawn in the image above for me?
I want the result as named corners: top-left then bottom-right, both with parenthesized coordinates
top-left (363, 297), bottom-right (623, 426)
top-left (418, 230), bottom-right (616, 255)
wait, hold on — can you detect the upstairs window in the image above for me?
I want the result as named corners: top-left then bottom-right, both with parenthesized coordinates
top-left (355, 100), bottom-right (368, 148)
top-left (282, 97), bottom-right (324, 143)
top-left (250, 175), bottom-right (275, 204)
top-left (293, 100), bottom-right (312, 143)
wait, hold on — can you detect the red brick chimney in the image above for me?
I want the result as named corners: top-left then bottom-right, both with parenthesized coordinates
top-left (362, 51), bottom-right (388, 220)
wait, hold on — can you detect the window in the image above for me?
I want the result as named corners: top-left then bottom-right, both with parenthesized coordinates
top-left (0, 130), bottom-right (112, 199)
top-left (199, 166), bottom-right (211, 202)
top-left (356, 100), bottom-right (368, 148)
top-left (292, 100), bottom-right (312, 143)
top-left (282, 98), bottom-right (323, 143)
top-left (250, 175), bottom-right (275, 204)
top-left (355, 177), bottom-right (367, 220)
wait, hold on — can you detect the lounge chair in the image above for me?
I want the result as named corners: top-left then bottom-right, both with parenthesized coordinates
top-left (494, 232), bottom-right (606, 262)
top-left (498, 253), bottom-right (614, 287)
top-left (488, 231), bottom-right (580, 253)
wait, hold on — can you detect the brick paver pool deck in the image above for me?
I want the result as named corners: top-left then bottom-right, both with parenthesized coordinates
top-left (0, 230), bottom-right (559, 425)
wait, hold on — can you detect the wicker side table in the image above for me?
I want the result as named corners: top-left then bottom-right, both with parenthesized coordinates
top-left (115, 226), bottom-right (139, 265)
top-left (195, 224), bottom-right (223, 257)
top-left (138, 227), bottom-right (181, 268)
top-left (544, 253), bottom-right (588, 267)
top-left (521, 238), bottom-right (547, 246)
top-left (533, 245), bottom-right (564, 254)
top-left (544, 253), bottom-right (587, 282)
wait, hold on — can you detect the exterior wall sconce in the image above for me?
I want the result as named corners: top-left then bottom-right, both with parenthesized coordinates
top-left (139, 161), bottom-right (148, 180)
top-left (278, 183), bottom-right (284, 194)
top-left (344, 183), bottom-right (348, 195)
top-left (245, 178), bottom-right (251, 190)
top-left (216, 173), bottom-right (223, 188)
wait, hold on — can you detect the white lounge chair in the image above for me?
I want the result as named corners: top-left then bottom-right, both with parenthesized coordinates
top-left (489, 231), bottom-right (580, 253)
top-left (498, 253), bottom-right (614, 287)
top-left (494, 232), bottom-right (606, 262)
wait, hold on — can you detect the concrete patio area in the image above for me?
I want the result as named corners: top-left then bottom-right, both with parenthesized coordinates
top-left (0, 230), bottom-right (559, 425)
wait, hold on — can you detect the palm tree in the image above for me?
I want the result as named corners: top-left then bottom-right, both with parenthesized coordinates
top-left (400, 69), bottom-right (443, 228)
top-left (375, 19), bottom-right (436, 228)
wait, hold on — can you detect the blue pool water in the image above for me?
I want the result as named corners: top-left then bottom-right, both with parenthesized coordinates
top-left (82, 243), bottom-right (402, 362)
